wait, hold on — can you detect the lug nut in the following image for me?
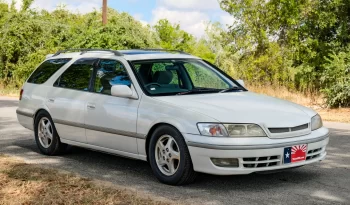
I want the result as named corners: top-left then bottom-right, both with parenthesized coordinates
top-left (169, 153), bottom-right (172, 157)
top-left (166, 148), bottom-right (169, 152)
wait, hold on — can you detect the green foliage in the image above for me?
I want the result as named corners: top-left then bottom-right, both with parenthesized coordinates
top-left (154, 19), bottom-right (195, 51)
top-left (153, 19), bottom-right (215, 63)
top-left (0, 2), bottom-right (157, 87)
top-left (2, 0), bottom-right (350, 108)
top-left (0, 1), bottom-right (216, 89)
top-left (219, 0), bottom-right (350, 107)
top-left (321, 50), bottom-right (350, 107)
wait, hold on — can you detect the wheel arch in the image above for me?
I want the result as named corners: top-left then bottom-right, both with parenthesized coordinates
top-left (33, 108), bottom-right (51, 127)
top-left (145, 122), bottom-right (184, 162)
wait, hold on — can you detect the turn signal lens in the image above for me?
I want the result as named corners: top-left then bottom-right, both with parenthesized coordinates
top-left (197, 123), bottom-right (228, 137)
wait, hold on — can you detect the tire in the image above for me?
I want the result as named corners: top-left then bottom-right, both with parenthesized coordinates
top-left (149, 125), bottom-right (197, 185)
top-left (34, 110), bottom-right (67, 155)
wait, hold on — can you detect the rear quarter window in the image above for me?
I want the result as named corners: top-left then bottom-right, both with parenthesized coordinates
top-left (27, 58), bottom-right (71, 84)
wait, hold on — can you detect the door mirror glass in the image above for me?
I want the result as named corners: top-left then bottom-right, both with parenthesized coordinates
top-left (236, 79), bottom-right (245, 87)
top-left (111, 85), bottom-right (133, 98)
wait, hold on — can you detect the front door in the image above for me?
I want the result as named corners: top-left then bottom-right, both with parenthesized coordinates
top-left (85, 59), bottom-right (140, 154)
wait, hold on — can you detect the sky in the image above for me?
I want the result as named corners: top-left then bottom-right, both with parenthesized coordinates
top-left (4, 0), bottom-right (233, 37)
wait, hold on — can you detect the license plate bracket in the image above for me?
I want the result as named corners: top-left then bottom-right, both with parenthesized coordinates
top-left (283, 144), bottom-right (307, 164)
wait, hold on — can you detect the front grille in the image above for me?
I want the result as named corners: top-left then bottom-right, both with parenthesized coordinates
top-left (242, 155), bottom-right (281, 168)
top-left (291, 124), bottom-right (308, 131)
top-left (306, 147), bottom-right (323, 160)
top-left (269, 128), bottom-right (289, 133)
top-left (269, 123), bottom-right (309, 134)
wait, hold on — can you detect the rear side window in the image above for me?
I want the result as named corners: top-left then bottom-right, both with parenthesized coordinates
top-left (27, 58), bottom-right (71, 84)
top-left (55, 58), bottom-right (97, 91)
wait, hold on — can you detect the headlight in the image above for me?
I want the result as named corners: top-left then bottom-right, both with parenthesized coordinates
top-left (311, 114), bottom-right (323, 131)
top-left (224, 124), bottom-right (267, 137)
top-left (197, 123), bottom-right (266, 137)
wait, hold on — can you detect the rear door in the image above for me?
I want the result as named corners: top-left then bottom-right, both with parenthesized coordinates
top-left (17, 58), bottom-right (72, 130)
top-left (46, 58), bottom-right (98, 143)
top-left (85, 58), bottom-right (140, 154)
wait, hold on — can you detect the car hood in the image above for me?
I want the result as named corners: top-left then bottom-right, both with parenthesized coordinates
top-left (156, 92), bottom-right (316, 128)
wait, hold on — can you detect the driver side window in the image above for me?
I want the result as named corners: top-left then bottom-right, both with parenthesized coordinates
top-left (93, 59), bottom-right (131, 95)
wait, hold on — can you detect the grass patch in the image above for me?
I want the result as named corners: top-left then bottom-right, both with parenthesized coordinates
top-left (0, 154), bottom-right (172, 205)
top-left (248, 84), bottom-right (322, 107)
top-left (0, 84), bottom-right (19, 97)
top-left (317, 108), bottom-right (350, 123)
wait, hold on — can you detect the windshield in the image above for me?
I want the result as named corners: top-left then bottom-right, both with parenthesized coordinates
top-left (131, 59), bottom-right (244, 96)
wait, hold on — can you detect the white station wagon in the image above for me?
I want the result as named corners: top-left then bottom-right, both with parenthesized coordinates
top-left (17, 49), bottom-right (329, 185)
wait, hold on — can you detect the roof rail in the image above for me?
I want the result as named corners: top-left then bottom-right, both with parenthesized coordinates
top-left (52, 48), bottom-right (123, 57)
top-left (137, 49), bottom-right (190, 55)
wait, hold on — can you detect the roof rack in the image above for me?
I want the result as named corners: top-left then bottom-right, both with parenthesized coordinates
top-left (52, 48), bottom-right (123, 57)
top-left (137, 49), bottom-right (190, 55)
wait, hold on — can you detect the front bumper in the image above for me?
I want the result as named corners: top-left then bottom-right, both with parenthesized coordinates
top-left (185, 127), bottom-right (329, 175)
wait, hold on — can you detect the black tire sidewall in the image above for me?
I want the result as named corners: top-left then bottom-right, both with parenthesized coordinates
top-left (149, 125), bottom-right (191, 185)
top-left (34, 111), bottom-right (60, 155)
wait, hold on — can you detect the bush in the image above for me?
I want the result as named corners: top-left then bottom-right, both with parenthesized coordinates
top-left (322, 82), bottom-right (350, 108)
top-left (0, 4), bottom-right (157, 88)
top-left (321, 50), bottom-right (350, 107)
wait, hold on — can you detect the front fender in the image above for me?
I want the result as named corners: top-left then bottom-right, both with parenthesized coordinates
top-left (137, 96), bottom-right (218, 138)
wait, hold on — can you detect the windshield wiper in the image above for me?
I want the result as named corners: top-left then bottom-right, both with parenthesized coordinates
top-left (219, 87), bottom-right (244, 93)
top-left (176, 88), bottom-right (220, 95)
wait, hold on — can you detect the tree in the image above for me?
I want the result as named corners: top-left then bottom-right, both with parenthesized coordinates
top-left (0, 1), bottom-right (157, 87)
top-left (153, 19), bottom-right (215, 62)
top-left (219, 0), bottom-right (350, 95)
top-left (154, 19), bottom-right (195, 52)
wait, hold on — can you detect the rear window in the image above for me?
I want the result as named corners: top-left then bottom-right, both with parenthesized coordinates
top-left (27, 58), bottom-right (71, 84)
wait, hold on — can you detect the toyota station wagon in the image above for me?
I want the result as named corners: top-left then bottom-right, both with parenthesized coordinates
top-left (16, 49), bottom-right (329, 185)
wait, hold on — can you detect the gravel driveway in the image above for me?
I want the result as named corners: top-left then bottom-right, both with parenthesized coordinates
top-left (1, 96), bottom-right (349, 205)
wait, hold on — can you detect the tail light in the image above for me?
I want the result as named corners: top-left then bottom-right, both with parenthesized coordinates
top-left (19, 89), bottom-right (23, 100)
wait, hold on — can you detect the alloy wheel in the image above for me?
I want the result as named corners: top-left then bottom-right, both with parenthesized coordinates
top-left (38, 117), bottom-right (53, 148)
top-left (155, 134), bottom-right (180, 176)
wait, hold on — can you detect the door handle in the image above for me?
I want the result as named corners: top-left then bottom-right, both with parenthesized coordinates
top-left (48, 98), bottom-right (55, 103)
top-left (87, 104), bottom-right (96, 109)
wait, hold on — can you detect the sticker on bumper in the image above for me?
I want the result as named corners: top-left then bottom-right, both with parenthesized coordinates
top-left (283, 144), bottom-right (307, 164)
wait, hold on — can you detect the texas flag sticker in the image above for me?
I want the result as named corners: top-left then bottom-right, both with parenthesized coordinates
top-left (284, 144), bottom-right (307, 164)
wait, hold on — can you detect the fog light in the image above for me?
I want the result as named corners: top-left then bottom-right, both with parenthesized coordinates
top-left (211, 158), bottom-right (239, 167)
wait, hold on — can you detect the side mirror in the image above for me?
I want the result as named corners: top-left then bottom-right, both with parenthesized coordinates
top-left (111, 85), bottom-right (133, 98)
top-left (236, 79), bottom-right (245, 87)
